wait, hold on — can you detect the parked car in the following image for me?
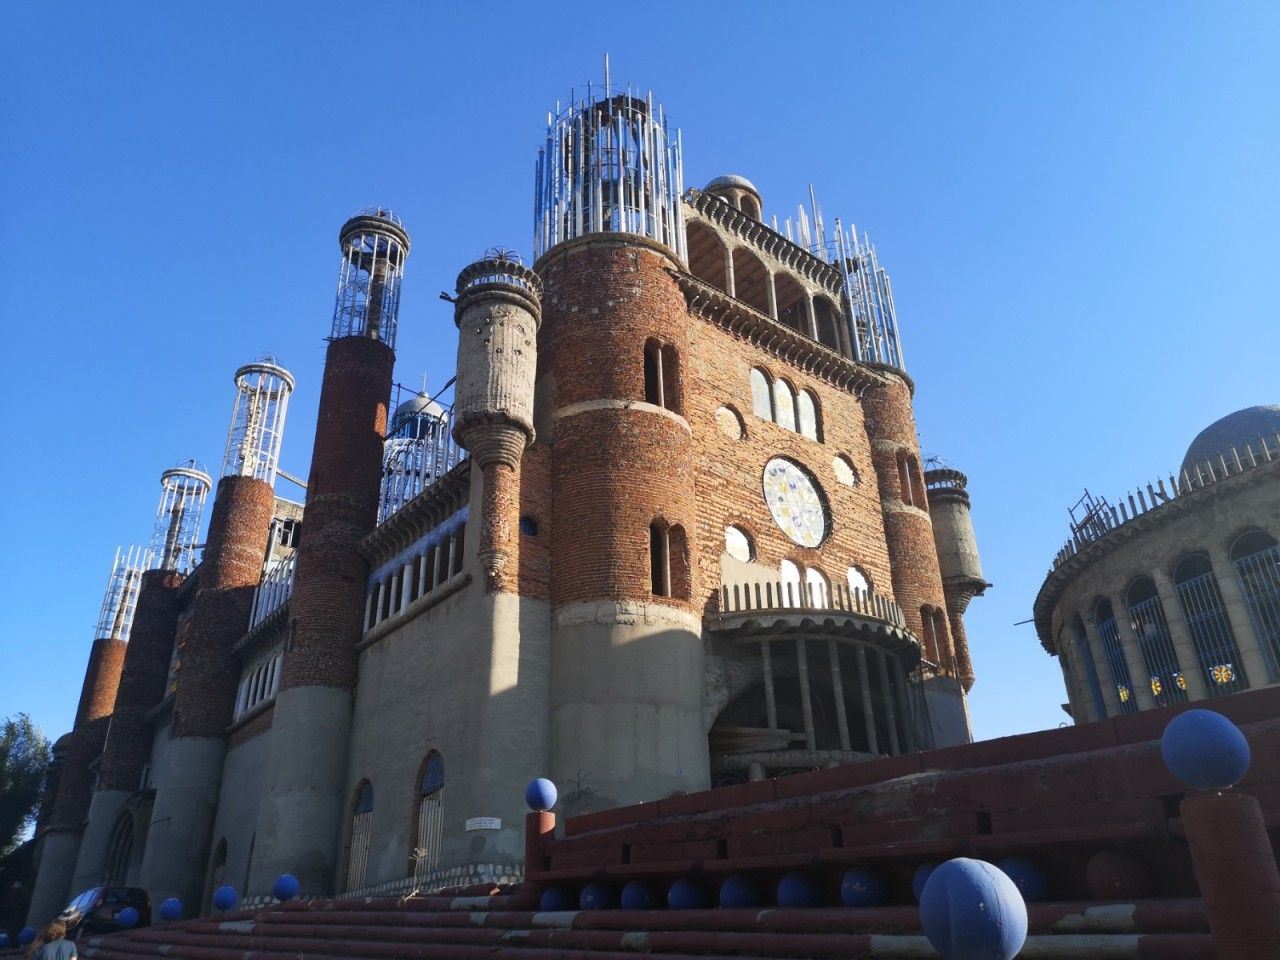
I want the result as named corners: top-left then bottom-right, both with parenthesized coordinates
top-left (58, 886), bottom-right (151, 937)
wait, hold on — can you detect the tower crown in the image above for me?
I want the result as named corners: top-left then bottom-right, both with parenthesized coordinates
top-left (95, 545), bottom-right (149, 642)
top-left (221, 359), bottom-right (294, 484)
top-left (332, 208), bottom-right (410, 348)
top-left (152, 460), bottom-right (212, 573)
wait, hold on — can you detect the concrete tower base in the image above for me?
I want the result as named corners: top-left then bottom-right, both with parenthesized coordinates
top-left (70, 788), bottom-right (130, 892)
top-left (26, 829), bottom-right (81, 925)
top-left (920, 675), bottom-right (973, 748)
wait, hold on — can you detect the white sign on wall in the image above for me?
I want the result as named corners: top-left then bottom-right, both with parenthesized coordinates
top-left (465, 817), bottom-right (502, 832)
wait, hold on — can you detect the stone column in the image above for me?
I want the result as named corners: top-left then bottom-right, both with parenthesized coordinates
top-left (760, 641), bottom-right (778, 730)
top-left (1152, 568), bottom-right (1208, 700)
top-left (1208, 546), bottom-right (1270, 685)
top-left (724, 246), bottom-right (736, 300)
top-left (856, 645), bottom-right (879, 754)
top-left (764, 272), bottom-right (777, 320)
top-left (795, 639), bottom-right (816, 751)
top-left (1082, 618), bottom-right (1120, 716)
top-left (875, 651), bottom-right (900, 755)
top-left (827, 640), bottom-right (852, 751)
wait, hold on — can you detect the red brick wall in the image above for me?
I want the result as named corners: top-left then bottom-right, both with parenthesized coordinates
top-left (172, 476), bottom-right (275, 738)
top-left (100, 570), bottom-right (184, 791)
top-left (281, 335), bottom-right (393, 691)
top-left (516, 442), bottom-right (551, 601)
top-left (50, 636), bottom-right (126, 830)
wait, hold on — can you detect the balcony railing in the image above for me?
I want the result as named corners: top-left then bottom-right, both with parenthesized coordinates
top-left (717, 579), bottom-right (905, 629)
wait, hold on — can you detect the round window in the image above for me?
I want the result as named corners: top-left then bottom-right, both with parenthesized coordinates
top-left (762, 458), bottom-right (828, 547)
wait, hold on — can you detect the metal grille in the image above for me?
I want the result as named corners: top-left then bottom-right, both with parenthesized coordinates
top-left (1127, 596), bottom-right (1189, 705)
top-left (151, 463), bottom-right (211, 573)
top-left (1175, 571), bottom-right (1249, 694)
top-left (222, 361), bottom-right (293, 484)
top-left (1095, 615), bottom-right (1138, 714)
top-left (346, 785), bottom-right (374, 892)
top-left (413, 754), bottom-right (446, 882)
top-left (1234, 543), bottom-right (1280, 680)
top-left (96, 545), bottom-right (150, 642)
top-left (1072, 620), bottom-right (1107, 720)
top-left (332, 210), bottom-right (408, 347)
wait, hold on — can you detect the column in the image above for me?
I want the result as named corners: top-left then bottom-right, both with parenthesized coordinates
top-left (400, 561), bottom-right (414, 609)
top-left (795, 639), bottom-right (816, 750)
top-left (856, 645), bottom-right (879, 754)
top-left (725, 247), bottom-right (736, 300)
top-left (875, 651), bottom-right (901, 755)
top-left (891, 656), bottom-right (915, 751)
top-left (803, 294), bottom-right (818, 340)
top-left (827, 640), bottom-right (852, 751)
top-left (760, 641), bottom-right (778, 730)
top-left (1111, 592), bottom-right (1156, 710)
top-left (765, 272), bottom-right (777, 320)
top-left (1081, 618), bottom-right (1118, 717)
top-left (1209, 546), bottom-right (1270, 685)
top-left (1153, 568), bottom-right (1208, 700)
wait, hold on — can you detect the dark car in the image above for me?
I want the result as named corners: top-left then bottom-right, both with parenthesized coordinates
top-left (58, 886), bottom-right (151, 937)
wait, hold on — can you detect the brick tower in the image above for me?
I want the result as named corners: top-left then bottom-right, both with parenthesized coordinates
top-left (534, 84), bottom-right (710, 807)
top-left (71, 462), bottom-right (210, 895)
top-left (138, 363), bottom-right (291, 908)
top-left (924, 467), bottom-right (987, 692)
top-left (26, 546), bottom-right (145, 924)
top-left (250, 209), bottom-right (407, 895)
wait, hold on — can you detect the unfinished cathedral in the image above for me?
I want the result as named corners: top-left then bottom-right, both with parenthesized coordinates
top-left (27, 73), bottom-right (990, 922)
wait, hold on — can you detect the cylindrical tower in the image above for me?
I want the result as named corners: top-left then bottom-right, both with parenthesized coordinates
top-left (72, 462), bottom-right (211, 892)
top-left (537, 78), bottom-right (708, 810)
top-left (924, 468), bottom-right (988, 691)
top-left (378, 387), bottom-right (455, 522)
top-left (251, 209), bottom-right (407, 896)
top-left (26, 547), bottom-right (142, 925)
top-left (137, 367), bottom-right (288, 909)
top-left (453, 253), bottom-right (542, 590)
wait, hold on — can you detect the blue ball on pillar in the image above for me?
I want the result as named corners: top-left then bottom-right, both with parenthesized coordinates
top-left (159, 897), bottom-right (183, 921)
top-left (997, 856), bottom-right (1050, 902)
top-left (1161, 709), bottom-right (1251, 790)
top-left (525, 778), bottom-right (558, 811)
top-left (667, 877), bottom-right (711, 910)
top-left (18, 927), bottom-right (36, 945)
top-left (840, 866), bottom-right (889, 907)
top-left (115, 906), bottom-right (139, 929)
top-left (272, 873), bottom-right (301, 901)
top-left (538, 885), bottom-right (575, 911)
top-left (777, 871), bottom-right (824, 908)
top-left (719, 874), bottom-right (764, 909)
top-left (912, 862), bottom-right (939, 901)
top-left (620, 880), bottom-right (661, 910)
top-left (212, 885), bottom-right (238, 911)
top-left (579, 881), bottom-right (617, 910)
top-left (0, 932), bottom-right (12, 947)
top-left (919, 858), bottom-right (1028, 960)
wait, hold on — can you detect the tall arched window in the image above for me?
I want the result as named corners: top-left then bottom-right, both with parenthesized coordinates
top-left (897, 451), bottom-right (923, 507)
top-left (1072, 615), bottom-right (1107, 721)
top-left (1125, 576), bottom-right (1188, 705)
top-left (846, 566), bottom-right (870, 595)
top-left (773, 379), bottom-right (796, 432)
top-left (780, 559), bottom-right (802, 608)
top-left (1230, 529), bottom-right (1280, 680)
top-left (750, 368), bottom-right (773, 421)
top-left (685, 221), bottom-right (728, 292)
top-left (813, 296), bottom-right (843, 354)
top-left (413, 752), bottom-right (445, 882)
top-left (805, 567), bottom-right (830, 607)
top-left (650, 522), bottom-right (670, 597)
top-left (731, 247), bottom-right (770, 314)
top-left (724, 526), bottom-right (753, 563)
top-left (796, 390), bottom-right (820, 441)
top-left (345, 781), bottom-right (374, 892)
top-left (1094, 598), bottom-right (1137, 713)
top-left (643, 339), bottom-right (682, 414)
top-left (1175, 553), bottom-right (1250, 693)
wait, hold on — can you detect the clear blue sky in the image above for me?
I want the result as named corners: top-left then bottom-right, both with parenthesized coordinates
top-left (2, 2), bottom-right (1277, 747)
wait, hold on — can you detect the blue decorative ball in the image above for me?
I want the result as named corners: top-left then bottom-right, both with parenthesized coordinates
top-left (159, 897), bottom-right (183, 921)
top-left (919, 858), bottom-right (1028, 960)
top-left (0, 932), bottom-right (11, 947)
top-left (272, 873), bottom-right (300, 901)
top-left (1161, 709), bottom-right (1251, 790)
top-left (840, 866), bottom-right (889, 907)
top-left (115, 906), bottom-right (139, 929)
top-left (578, 881), bottom-right (617, 910)
top-left (913, 862), bottom-right (939, 901)
top-left (538, 885), bottom-right (575, 911)
top-left (620, 880), bottom-right (661, 910)
top-left (525, 778), bottom-right (558, 811)
top-left (719, 874), bottom-right (764, 909)
top-left (777, 871), bottom-right (823, 908)
top-left (667, 877), bottom-right (711, 910)
top-left (18, 927), bottom-right (36, 945)
top-left (212, 885), bottom-right (238, 911)
top-left (997, 856), bottom-right (1050, 902)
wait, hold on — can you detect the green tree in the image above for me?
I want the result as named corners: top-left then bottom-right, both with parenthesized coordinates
top-left (0, 714), bottom-right (49, 855)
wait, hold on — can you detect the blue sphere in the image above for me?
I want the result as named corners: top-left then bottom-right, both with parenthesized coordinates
top-left (919, 858), bottom-right (1028, 960)
top-left (116, 906), bottom-right (139, 929)
top-left (159, 897), bottom-right (183, 921)
top-left (18, 927), bottom-right (36, 945)
top-left (0, 933), bottom-right (11, 947)
top-left (667, 877), bottom-right (711, 910)
top-left (840, 866), bottom-right (889, 907)
top-left (1161, 709), bottom-right (1251, 790)
top-left (777, 871), bottom-right (823, 908)
top-left (212, 885), bottom-right (238, 911)
top-left (913, 862), bottom-right (939, 901)
top-left (538, 885), bottom-right (575, 911)
top-left (620, 880), bottom-right (661, 910)
top-left (579, 881), bottom-right (617, 910)
top-left (272, 873), bottom-right (301, 901)
top-left (525, 778), bottom-right (558, 811)
top-left (997, 856), bottom-right (1050, 902)
top-left (719, 874), bottom-right (764, 909)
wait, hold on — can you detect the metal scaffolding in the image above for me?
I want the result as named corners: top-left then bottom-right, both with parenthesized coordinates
top-left (332, 207), bottom-right (410, 349)
top-left (221, 359), bottom-right (294, 484)
top-left (378, 380), bottom-right (466, 523)
top-left (95, 545), bottom-right (149, 642)
top-left (151, 460), bottom-right (211, 573)
top-left (534, 59), bottom-right (686, 263)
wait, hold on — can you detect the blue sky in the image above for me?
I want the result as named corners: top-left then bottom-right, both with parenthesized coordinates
top-left (2, 2), bottom-right (1277, 747)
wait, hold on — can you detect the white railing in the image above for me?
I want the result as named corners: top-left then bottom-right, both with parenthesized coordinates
top-left (249, 553), bottom-right (296, 629)
top-left (718, 579), bottom-right (905, 628)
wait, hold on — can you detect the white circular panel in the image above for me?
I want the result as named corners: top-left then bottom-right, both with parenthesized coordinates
top-left (762, 458), bottom-right (828, 547)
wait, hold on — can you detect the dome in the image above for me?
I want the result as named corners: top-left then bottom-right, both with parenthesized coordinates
top-left (704, 174), bottom-right (760, 197)
top-left (1180, 404), bottom-right (1280, 478)
top-left (392, 392), bottom-right (446, 440)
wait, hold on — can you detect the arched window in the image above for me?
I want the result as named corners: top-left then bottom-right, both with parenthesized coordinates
top-left (1072, 615), bottom-right (1107, 721)
top-left (1230, 529), bottom-right (1280, 680)
top-left (1093, 598), bottom-right (1137, 713)
top-left (780, 559), bottom-right (802, 608)
top-left (685, 221), bottom-right (728, 292)
top-left (897, 451), bottom-right (923, 508)
top-left (774, 273), bottom-right (807, 332)
top-left (846, 566), bottom-right (870, 595)
top-left (1125, 576), bottom-right (1187, 705)
top-left (750, 368), bottom-right (773, 422)
top-left (805, 567), bottom-right (830, 608)
top-left (773, 380), bottom-right (796, 432)
top-left (731, 247), bottom-right (770, 314)
top-left (813, 296), bottom-right (844, 354)
top-left (833, 455), bottom-right (859, 487)
top-left (345, 781), bottom-right (374, 892)
top-left (644, 339), bottom-right (663, 406)
top-left (724, 526), bottom-right (753, 563)
top-left (650, 522), bottom-right (670, 597)
top-left (1175, 553), bottom-right (1250, 693)
top-left (796, 390), bottom-right (820, 441)
top-left (413, 753), bottom-right (445, 882)
top-left (668, 524), bottom-right (690, 601)
top-left (740, 195), bottom-right (761, 220)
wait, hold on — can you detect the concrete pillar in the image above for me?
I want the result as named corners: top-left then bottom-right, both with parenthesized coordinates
top-left (795, 639), bottom-right (816, 751)
top-left (876, 651), bottom-right (900, 755)
top-left (1110, 593), bottom-right (1156, 710)
top-left (802, 293), bottom-right (818, 340)
top-left (1082, 618), bottom-right (1121, 716)
top-left (1208, 546), bottom-right (1270, 686)
top-left (724, 246), bottom-right (736, 300)
top-left (765, 272), bottom-right (777, 320)
top-left (856, 645), bottom-right (878, 754)
top-left (827, 640), bottom-right (851, 751)
top-left (1152, 568), bottom-right (1209, 700)
top-left (760, 641), bottom-right (778, 730)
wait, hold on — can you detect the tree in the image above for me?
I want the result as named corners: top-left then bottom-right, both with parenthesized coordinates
top-left (0, 714), bottom-right (49, 856)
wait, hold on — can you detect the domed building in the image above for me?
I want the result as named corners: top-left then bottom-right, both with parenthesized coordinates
top-left (1034, 405), bottom-right (1280, 720)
